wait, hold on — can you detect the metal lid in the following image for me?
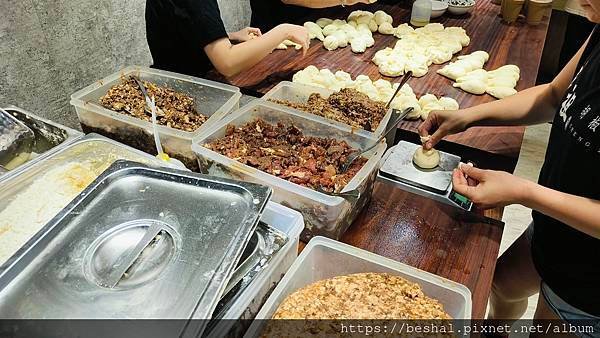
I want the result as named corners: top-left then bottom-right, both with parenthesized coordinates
top-left (0, 160), bottom-right (271, 336)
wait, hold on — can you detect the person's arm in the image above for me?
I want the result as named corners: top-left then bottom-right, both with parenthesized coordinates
top-left (419, 34), bottom-right (591, 149)
top-left (281, 0), bottom-right (371, 8)
top-left (453, 164), bottom-right (600, 239)
top-left (204, 24), bottom-right (309, 77)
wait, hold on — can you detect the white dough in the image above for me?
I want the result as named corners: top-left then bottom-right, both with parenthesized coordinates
top-left (487, 86), bottom-right (518, 99)
top-left (304, 22), bottom-right (325, 41)
top-left (438, 97), bottom-right (460, 110)
top-left (413, 147), bottom-right (441, 169)
top-left (453, 79), bottom-right (487, 95)
top-left (394, 23), bottom-right (415, 38)
top-left (374, 10), bottom-right (393, 25)
top-left (323, 35), bottom-right (339, 51)
top-left (368, 19), bottom-right (379, 32)
top-left (322, 24), bottom-right (338, 36)
top-left (350, 37), bottom-right (368, 53)
top-left (316, 18), bottom-right (333, 28)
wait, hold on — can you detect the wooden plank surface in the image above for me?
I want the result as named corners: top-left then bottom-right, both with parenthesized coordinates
top-left (222, 0), bottom-right (549, 159)
top-left (341, 182), bottom-right (504, 319)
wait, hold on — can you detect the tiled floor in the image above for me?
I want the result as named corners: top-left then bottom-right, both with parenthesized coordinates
top-left (491, 123), bottom-right (552, 319)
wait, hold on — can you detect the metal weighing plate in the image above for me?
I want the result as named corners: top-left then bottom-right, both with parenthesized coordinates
top-left (0, 161), bottom-right (271, 336)
top-left (380, 141), bottom-right (461, 194)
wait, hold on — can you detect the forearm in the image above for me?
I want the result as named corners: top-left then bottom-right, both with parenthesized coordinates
top-left (206, 26), bottom-right (288, 77)
top-left (521, 182), bottom-right (600, 239)
top-left (281, 0), bottom-right (343, 8)
top-left (461, 84), bottom-right (558, 128)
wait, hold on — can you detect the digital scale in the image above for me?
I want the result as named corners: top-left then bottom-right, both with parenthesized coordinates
top-left (377, 141), bottom-right (474, 211)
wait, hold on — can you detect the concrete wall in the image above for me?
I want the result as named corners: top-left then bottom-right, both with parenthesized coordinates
top-left (0, 0), bottom-right (251, 129)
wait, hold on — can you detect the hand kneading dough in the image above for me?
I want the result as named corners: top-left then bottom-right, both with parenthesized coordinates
top-left (413, 147), bottom-right (441, 169)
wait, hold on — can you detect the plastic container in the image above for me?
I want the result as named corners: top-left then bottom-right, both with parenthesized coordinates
top-left (204, 202), bottom-right (304, 337)
top-left (192, 100), bottom-right (386, 240)
top-left (253, 237), bottom-right (472, 324)
top-left (411, 0), bottom-right (432, 26)
top-left (262, 81), bottom-right (392, 140)
top-left (70, 66), bottom-right (242, 171)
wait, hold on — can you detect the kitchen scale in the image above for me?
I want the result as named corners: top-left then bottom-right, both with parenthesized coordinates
top-left (378, 141), bottom-right (473, 211)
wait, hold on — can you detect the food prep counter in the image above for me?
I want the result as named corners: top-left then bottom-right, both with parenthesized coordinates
top-left (219, 1), bottom-right (549, 163)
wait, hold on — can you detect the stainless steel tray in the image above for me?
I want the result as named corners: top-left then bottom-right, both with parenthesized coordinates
top-left (0, 134), bottom-right (165, 268)
top-left (380, 141), bottom-right (461, 194)
top-left (0, 161), bottom-right (271, 331)
top-left (0, 108), bottom-right (34, 170)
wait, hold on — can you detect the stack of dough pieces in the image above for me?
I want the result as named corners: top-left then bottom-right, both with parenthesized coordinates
top-left (437, 50), bottom-right (490, 80)
top-left (372, 23), bottom-right (471, 77)
top-left (438, 52), bottom-right (520, 99)
top-left (292, 65), bottom-right (460, 120)
top-left (303, 10), bottom-right (394, 53)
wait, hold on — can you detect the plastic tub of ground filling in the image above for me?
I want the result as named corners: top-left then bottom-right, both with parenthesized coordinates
top-left (192, 100), bottom-right (385, 241)
top-left (262, 81), bottom-right (392, 139)
top-left (70, 66), bottom-right (241, 171)
top-left (253, 237), bottom-right (472, 326)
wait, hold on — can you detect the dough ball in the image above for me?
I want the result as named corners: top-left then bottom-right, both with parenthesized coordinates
top-left (487, 76), bottom-right (517, 88)
top-left (275, 43), bottom-right (288, 50)
top-left (316, 18), bottom-right (333, 28)
top-left (374, 10), bottom-right (393, 25)
top-left (438, 97), bottom-right (460, 110)
top-left (323, 35), bottom-right (340, 51)
top-left (379, 61), bottom-right (405, 77)
top-left (350, 37), bottom-right (368, 53)
top-left (322, 24), bottom-right (339, 36)
top-left (333, 19), bottom-right (347, 27)
top-left (367, 19), bottom-right (378, 32)
top-left (304, 22), bottom-right (325, 41)
top-left (413, 147), bottom-right (441, 169)
top-left (333, 30), bottom-right (349, 47)
top-left (418, 93), bottom-right (439, 107)
top-left (348, 10), bottom-right (373, 23)
top-left (494, 64), bottom-right (520, 74)
top-left (423, 23), bottom-right (445, 32)
top-left (428, 48), bottom-right (453, 65)
top-left (394, 23), bottom-right (415, 38)
top-left (487, 86), bottom-right (518, 99)
top-left (378, 22), bottom-right (395, 35)
top-left (357, 23), bottom-right (371, 34)
top-left (453, 79), bottom-right (487, 95)
top-left (363, 35), bottom-right (375, 47)
top-left (374, 79), bottom-right (392, 90)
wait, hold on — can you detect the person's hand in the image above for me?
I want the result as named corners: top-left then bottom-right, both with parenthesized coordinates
top-left (276, 24), bottom-right (310, 55)
top-left (452, 163), bottom-right (531, 209)
top-left (418, 110), bottom-right (470, 150)
top-left (229, 27), bottom-right (262, 42)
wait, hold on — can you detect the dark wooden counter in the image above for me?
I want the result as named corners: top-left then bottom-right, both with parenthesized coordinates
top-left (222, 0), bottom-right (550, 321)
top-left (224, 0), bottom-right (549, 159)
top-left (340, 182), bottom-right (504, 319)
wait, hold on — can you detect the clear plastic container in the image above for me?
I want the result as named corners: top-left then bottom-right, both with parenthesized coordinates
top-left (252, 236), bottom-right (472, 324)
top-left (204, 202), bottom-right (304, 337)
top-left (192, 100), bottom-right (386, 240)
top-left (70, 66), bottom-right (241, 171)
top-left (262, 81), bottom-right (392, 140)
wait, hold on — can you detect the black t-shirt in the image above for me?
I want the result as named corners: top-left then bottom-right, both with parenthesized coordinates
top-left (532, 25), bottom-right (600, 316)
top-left (145, 0), bottom-right (228, 77)
top-left (250, 0), bottom-right (312, 32)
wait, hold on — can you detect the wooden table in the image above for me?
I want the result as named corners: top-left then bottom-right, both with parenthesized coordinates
top-left (223, 0), bottom-right (550, 320)
top-left (341, 183), bottom-right (504, 319)
top-left (224, 0), bottom-right (549, 159)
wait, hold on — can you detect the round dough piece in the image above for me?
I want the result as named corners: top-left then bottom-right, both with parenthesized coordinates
top-left (413, 146), bottom-right (441, 169)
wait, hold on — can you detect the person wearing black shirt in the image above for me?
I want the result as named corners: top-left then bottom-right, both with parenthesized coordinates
top-left (146, 0), bottom-right (309, 78)
top-left (250, 0), bottom-right (374, 32)
top-left (419, 0), bottom-right (600, 325)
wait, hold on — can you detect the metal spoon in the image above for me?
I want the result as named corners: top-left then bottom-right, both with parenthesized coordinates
top-left (132, 76), bottom-right (165, 117)
top-left (339, 106), bottom-right (414, 174)
top-left (385, 71), bottom-right (413, 109)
